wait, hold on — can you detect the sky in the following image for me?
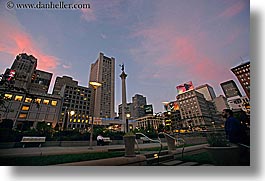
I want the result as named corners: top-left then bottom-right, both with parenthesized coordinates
top-left (0, 0), bottom-right (250, 113)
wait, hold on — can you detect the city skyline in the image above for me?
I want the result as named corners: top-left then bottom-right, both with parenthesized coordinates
top-left (0, 0), bottom-right (250, 113)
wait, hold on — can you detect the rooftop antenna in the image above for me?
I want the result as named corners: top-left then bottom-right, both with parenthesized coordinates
top-left (240, 56), bottom-right (245, 64)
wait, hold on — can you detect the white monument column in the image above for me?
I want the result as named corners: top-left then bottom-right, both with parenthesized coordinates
top-left (120, 64), bottom-right (128, 133)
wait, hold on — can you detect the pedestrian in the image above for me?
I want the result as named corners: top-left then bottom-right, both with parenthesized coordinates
top-left (222, 109), bottom-right (244, 144)
top-left (97, 134), bottom-right (104, 146)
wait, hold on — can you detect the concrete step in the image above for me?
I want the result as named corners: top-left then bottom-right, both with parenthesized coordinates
top-left (161, 160), bottom-right (184, 166)
top-left (200, 164), bottom-right (214, 166)
top-left (177, 162), bottom-right (200, 166)
top-left (146, 154), bottom-right (174, 165)
top-left (144, 150), bottom-right (169, 159)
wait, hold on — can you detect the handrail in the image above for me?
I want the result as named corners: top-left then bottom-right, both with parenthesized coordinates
top-left (135, 132), bottom-right (163, 165)
top-left (158, 132), bottom-right (186, 159)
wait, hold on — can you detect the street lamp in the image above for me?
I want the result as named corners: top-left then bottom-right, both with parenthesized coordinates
top-left (89, 81), bottom-right (102, 149)
top-left (62, 108), bottom-right (75, 130)
top-left (126, 113), bottom-right (130, 133)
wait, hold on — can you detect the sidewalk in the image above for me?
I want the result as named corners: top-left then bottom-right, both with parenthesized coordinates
top-left (0, 143), bottom-right (168, 157)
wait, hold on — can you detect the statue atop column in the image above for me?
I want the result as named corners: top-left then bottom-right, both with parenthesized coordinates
top-left (119, 63), bottom-right (128, 132)
top-left (119, 63), bottom-right (125, 72)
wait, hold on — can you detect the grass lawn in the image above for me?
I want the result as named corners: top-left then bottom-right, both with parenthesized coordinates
top-left (0, 151), bottom-right (125, 166)
top-left (176, 152), bottom-right (214, 165)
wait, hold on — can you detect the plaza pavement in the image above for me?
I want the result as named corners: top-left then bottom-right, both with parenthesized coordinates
top-left (0, 143), bottom-right (168, 157)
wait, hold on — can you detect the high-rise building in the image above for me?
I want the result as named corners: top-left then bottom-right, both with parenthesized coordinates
top-left (220, 80), bottom-right (242, 98)
top-left (176, 90), bottom-right (219, 129)
top-left (29, 70), bottom-right (52, 94)
top-left (213, 95), bottom-right (230, 113)
top-left (132, 94), bottom-right (147, 119)
top-left (59, 84), bottom-right (92, 130)
top-left (10, 53), bottom-right (37, 90)
top-left (118, 103), bottom-right (133, 119)
top-left (195, 84), bottom-right (216, 101)
top-left (89, 52), bottom-right (115, 118)
top-left (0, 53), bottom-right (62, 129)
top-left (231, 61), bottom-right (250, 98)
top-left (52, 76), bottom-right (78, 95)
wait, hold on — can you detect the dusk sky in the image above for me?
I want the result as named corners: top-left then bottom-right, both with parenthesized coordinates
top-left (0, 0), bottom-right (250, 113)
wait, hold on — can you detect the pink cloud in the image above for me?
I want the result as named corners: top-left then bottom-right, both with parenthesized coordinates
top-left (131, 24), bottom-right (227, 84)
top-left (80, 8), bottom-right (96, 22)
top-left (219, 1), bottom-right (246, 18)
top-left (0, 14), bottom-right (59, 71)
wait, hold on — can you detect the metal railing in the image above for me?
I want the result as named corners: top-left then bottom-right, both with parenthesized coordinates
top-left (135, 132), bottom-right (163, 165)
top-left (158, 132), bottom-right (186, 159)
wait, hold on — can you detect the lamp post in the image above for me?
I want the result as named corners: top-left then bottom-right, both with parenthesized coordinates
top-left (126, 113), bottom-right (130, 133)
top-left (62, 107), bottom-right (75, 131)
top-left (89, 81), bottom-right (102, 149)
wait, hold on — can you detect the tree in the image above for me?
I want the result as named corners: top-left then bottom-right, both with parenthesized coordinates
top-left (0, 119), bottom-right (13, 129)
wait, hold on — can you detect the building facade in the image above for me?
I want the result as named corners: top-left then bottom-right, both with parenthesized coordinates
top-left (227, 96), bottom-right (250, 115)
top-left (29, 70), bottom-right (52, 94)
top-left (1, 90), bottom-right (61, 130)
top-left (195, 84), bottom-right (216, 101)
top-left (176, 90), bottom-right (218, 130)
top-left (10, 53), bottom-right (37, 90)
top-left (132, 94), bottom-right (147, 119)
top-left (58, 83), bottom-right (92, 130)
top-left (136, 115), bottom-right (164, 131)
top-left (231, 61), bottom-right (250, 98)
top-left (89, 52), bottom-right (115, 118)
top-left (0, 53), bottom-right (61, 129)
top-left (52, 76), bottom-right (78, 96)
top-left (220, 80), bottom-right (242, 98)
top-left (213, 95), bottom-right (230, 113)
top-left (118, 103), bottom-right (133, 119)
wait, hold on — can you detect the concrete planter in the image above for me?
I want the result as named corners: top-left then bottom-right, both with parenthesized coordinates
top-left (164, 135), bottom-right (176, 153)
top-left (123, 135), bottom-right (136, 157)
top-left (205, 145), bottom-right (240, 166)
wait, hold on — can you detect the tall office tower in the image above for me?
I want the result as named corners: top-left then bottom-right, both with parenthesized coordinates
top-left (52, 76), bottom-right (78, 95)
top-left (29, 70), bottom-right (53, 94)
top-left (231, 61), bottom-right (250, 98)
top-left (89, 52), bottom-right (115, 118)
top-left (195, 84), bottom-right (216, 101)
top-left (220, 80), bottom-right (242, 98)
top-left (132, 94), bottom-right (147, 119)
top-left (10, 53), bottom-right (37, 90)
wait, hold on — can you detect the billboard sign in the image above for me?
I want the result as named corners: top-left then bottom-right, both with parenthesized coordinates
top-left (164, 101), bottom-right (179, 112)
top-left (176, 81), bottom-right (194, 94)
top-left (144, 105), bottom-right (153, 115)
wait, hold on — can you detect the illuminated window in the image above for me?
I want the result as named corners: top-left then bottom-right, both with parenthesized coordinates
top-left (43, 99), bottom-right (49, 105)
top-left (21, 106), bottom-right (30, 111)
top-left (73, 119), bottom-right (76, 122)
top-left (4, 94), bottom-right (12, 99)
top-left (25, 97), bottom-right (32, 103)
top-left (35, 98), bottom-right (41, 104)
top-left (78, 119), bottom-right (81, 123)
top-left (51, 101), bottom-right (57, 106)
top-left (19, 113), bottom-right (27, 119)
top-left (85, 120), bottom-right (88, 123)
top-left (70, 119), bottom-right (72, 122)
top-left (15, 95), bottom-right (23, 101)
